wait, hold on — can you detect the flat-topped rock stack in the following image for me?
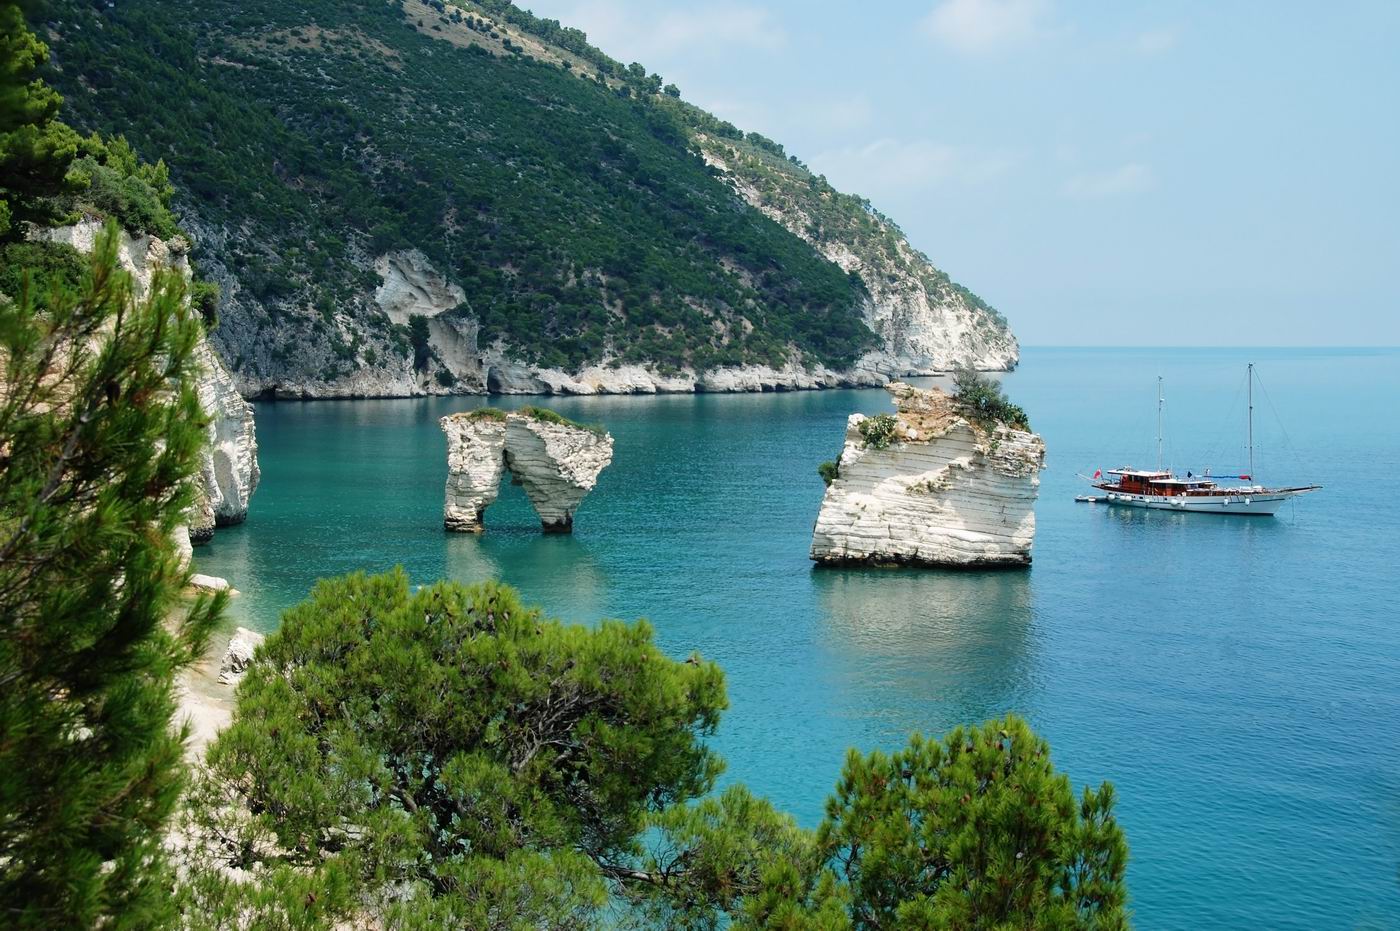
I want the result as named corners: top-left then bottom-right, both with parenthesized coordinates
top-left (811, 381), bottom-right (1045, 568)
top-left (441, 408), bottom-right (613, 533)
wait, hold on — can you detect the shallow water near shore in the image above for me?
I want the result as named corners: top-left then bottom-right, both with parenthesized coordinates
top-left (197, 346), bottom-right (1400, 928)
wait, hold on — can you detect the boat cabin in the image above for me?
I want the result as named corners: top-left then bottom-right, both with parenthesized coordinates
top-left (1103, 469), bottom-right (1218, 497)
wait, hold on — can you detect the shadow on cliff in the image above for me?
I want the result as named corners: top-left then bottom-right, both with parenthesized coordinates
top-left (809, 568), bottom-right (1036, 743)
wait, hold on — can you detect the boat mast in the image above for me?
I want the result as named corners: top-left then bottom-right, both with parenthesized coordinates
top-left (1156, 375), bottom-right (1164, 471)
top-left (1247, 362), bottom-right (1254, 480)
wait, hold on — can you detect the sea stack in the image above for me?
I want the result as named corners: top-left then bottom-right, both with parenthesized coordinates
top-left (811, 381), bottom-right (1045, 568)
top-left (441, 408), bottom-right (613, 533)
top-left (441, 411), bottom-right (510, 532)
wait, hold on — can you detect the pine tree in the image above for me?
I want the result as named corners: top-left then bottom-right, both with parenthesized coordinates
top-left (0, 223), bottom-right (221, 927)
top-left (179, 569), bottom-right (727, 927)
top-left (752, 715), bottom-right (1130, 930)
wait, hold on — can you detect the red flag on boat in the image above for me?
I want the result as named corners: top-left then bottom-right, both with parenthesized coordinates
top-left (1092, 469), bottom-right (1102, 479)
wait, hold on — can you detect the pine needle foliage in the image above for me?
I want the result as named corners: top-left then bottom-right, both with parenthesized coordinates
top-left (179, 569), bottom-right (728, 927)
top-left (0, 223), bottom-right (222, 927)
top-left (0, 0), bottom-right (83, 237)
top-left (792, 715), bottom-right (1129, 930)
top-left (952, 363), bottom-right (1030, 432)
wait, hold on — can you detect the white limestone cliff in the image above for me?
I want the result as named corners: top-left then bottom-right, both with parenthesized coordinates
top-left (440, 413), bottom-right (508, 532)
top-left (441, 409), bottom-right (613, 533)
top-left (374, 249), bottom-right (467, 325)
top-left (697, 139), bottom-right (1019, 375)
top-left (193, 338), bottom-right (259, 526)
top-left (35, 220), bottom-right (259, 536)
top-left (811, 382), bottom-right (1045, 568)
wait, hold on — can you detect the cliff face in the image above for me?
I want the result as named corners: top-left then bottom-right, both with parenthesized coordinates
top-left (697, 138), bottom-right (1019, 374)
top-left (811, 383), bottom-right (1044, 568)
top-left (36, 220), bottom-right (259, 536)
top-left (192, 338), bottom-right (260, 527)
top-left (441, 410), bottom-right (613, 533)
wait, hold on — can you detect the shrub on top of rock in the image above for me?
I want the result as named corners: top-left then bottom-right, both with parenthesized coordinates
top-left (857, 413), bottom-right (899, 449)
top-left (952, 364), bottom-right (1030, 431)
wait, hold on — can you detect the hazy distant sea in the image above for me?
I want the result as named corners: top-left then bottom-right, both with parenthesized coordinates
top-left (197, 347), bottom-right (1400, 929)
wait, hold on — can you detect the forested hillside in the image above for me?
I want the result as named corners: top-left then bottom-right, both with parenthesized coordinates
top-left (41, 0), bottom-right (1015, 395)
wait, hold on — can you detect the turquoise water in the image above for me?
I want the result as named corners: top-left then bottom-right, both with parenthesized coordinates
top-left (196, 347), bottom-right (1400, 928)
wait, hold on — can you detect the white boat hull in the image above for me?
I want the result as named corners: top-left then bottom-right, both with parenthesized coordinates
top-left (1102, 490), bottom-right (1292, 515)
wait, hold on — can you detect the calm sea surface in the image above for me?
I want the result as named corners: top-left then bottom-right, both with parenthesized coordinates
top-left (197, 347), bottom-right (1400, 929)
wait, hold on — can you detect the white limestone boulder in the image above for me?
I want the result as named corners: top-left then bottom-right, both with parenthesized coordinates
top-left (218, 627), bottom-right (265, 685)
top-left (811, 382), bottom-right (1045, 568)
top-left (441, 408), bottom-right (612, 533)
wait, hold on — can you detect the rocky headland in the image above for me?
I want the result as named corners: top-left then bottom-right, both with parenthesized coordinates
top-left (36, 220), bottom-right (260, 545)
top-left (442, 408), bottom-right (613, 533)
top-left (811, 382), bottom-right (1045, 568)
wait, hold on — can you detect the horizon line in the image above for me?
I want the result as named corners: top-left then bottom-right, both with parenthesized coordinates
top-left (1019, 344), bottom-right (1399, 350)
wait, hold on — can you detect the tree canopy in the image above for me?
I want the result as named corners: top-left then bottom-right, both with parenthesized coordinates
top-left (0, 0), bottom-right (82, 237)
top-left (180, 570), bottom-right (731, 927)
top-left (177, 569), bottom-right (1129, 929)
top-left (0, 224), bottom-right (222, 927)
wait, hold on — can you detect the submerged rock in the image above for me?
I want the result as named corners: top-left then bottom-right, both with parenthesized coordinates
top-left (811, 382), bottom-right (1045, 568)
top-left (441, 409), bottom-right (613, 533)
top-left (441, 412), bottom-right (509, 532)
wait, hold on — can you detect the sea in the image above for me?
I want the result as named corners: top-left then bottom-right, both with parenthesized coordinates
top-left (195, 347), bottom-right (1400, 929)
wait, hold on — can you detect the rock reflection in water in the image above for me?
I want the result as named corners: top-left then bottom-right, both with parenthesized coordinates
top-left (812, 567), bottom-right (1035, 748)
top-left (444, 530), bottom-right (606, 624)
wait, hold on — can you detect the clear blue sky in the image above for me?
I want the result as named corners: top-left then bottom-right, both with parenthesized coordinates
top-left (520, 0), bottom-right (1399, 346)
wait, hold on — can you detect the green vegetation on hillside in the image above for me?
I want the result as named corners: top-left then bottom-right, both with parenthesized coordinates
top-left (45, 0), bottom-right (878, 374)
top-left (682, 121), bottom-right (1010, 334)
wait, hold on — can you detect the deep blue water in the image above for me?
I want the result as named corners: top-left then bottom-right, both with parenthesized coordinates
top-left (196, 347), bottom-right (1400, 928)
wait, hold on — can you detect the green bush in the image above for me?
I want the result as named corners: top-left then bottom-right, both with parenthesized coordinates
top-left (517, 404), bottom-right (605, 435)
top-left (189, 278), bottom-right (220, 327)
top-left (179, 570), bottom-right (726, 927)
top-left (857, 412), bottom-right (899, 449)
top-left (817, 460), bottom-right (839, 486)
top-left (952, 363), bottom-right (1030, 431)
top-left (0, 241), bottom-right (86, 310)
top-left (408, 313), bottom-right (431, 371)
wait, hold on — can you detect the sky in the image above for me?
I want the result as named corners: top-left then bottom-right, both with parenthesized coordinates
top-left (517, 0), bottom-right (1399, 347)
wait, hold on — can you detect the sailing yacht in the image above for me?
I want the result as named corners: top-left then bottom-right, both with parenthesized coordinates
top-left (1089, 364), bottom-right (1321, 516)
